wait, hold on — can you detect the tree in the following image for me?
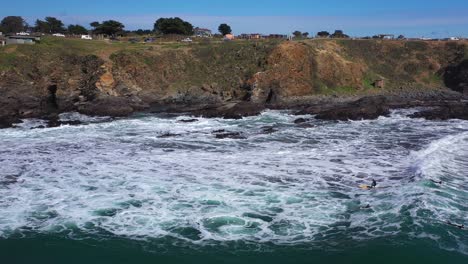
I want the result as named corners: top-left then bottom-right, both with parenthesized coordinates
top-left (34, 19), bottom-right (50, 33)
top-left (317, 31), bottom-right (330, 38)
top-left (45, 17), bottom-right (65, 33)
top-left (397, 35), bottom-right (405, 40)
top-left (154, 17), bottom-right (193, 35)
top-left (90, 21), bottom-right (100, 28)
top-left (302, 32), bottom-right (309, 38)
top-left (292, 31), bottom-right (302, 38)
top-left (34, 17), bottom-right (65, 33)
top-left (218, 23), bottom-right (232, 35)
top-left (68, 24), bottom-right (88, 35)
top-left (132, 29), bottom-right (152, 35)
top-left (0, 16), bottom-right (27, 33)
top-left (93, 20), bottom-right (125, 36)
top-left (330, 29), bottom-right (349, 38)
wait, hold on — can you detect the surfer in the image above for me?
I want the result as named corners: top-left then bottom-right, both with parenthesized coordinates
top-left (360, 204), bottom-right (371, 209)
top-left (447, 221), bottom-right (465, 229)
top-left (359, 179), bottom-right (377, 190)
top-left (430, 179), bottom-right (442, 184)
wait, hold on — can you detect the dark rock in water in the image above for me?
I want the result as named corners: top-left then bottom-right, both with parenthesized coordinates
top-left (158, 132), bottom-right (181, 138)
top-left (163, 149), bottom-right (175, 152)
top-left (261, 126), bottom-right (278, 134)
top-left (194, 102), bottom-right (263, 119)
top-left (314, 96), bottom-right (390, 121)
top-left (212, 129), bottom-right (226, 134)
top-left (0, 175), bottom-right (21, 186)
top-left (294, 118), bottom-right (308, 124)
top-left (297, 123), bottom-right (316, 128)
top-left (409, 102), bottom-right (468, 120)
top-left (214, 131), bottom-right (246, 139)
top-left (46, 114), bottom-right (83, 128)
top-left (0, 116), bottom-right (21, 129)
top-left (178, 118), bottom-right (198, 123)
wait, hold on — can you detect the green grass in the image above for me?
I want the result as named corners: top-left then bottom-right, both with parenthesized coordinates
top-left (0, 51), bottom-right (17, 70)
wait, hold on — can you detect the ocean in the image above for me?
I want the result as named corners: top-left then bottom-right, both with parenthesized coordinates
top-left (0, 109), bottom-right (467, 263)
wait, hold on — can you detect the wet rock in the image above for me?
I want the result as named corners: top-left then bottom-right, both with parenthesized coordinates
top-left (214, 131), bottom-right (246, 139)
top-left (314, 96), bottom-right (390, 121)
top-left (46, 114), bottom-right (82, 128)
top-left (261, 126), bottom-right (278, 134)
top-left (212, 129), bottom-right (226, 133)
top-left (178, 118), bottom-right (198, 123)
top-left (409, 102), bottom-right (468, 120)
top-left (194, 102), bottom-right (263, 119)
top-left (157, 132), bottom-right (181, 138)
top-left (0, 175), bottom-right (21, 186)
top-left (293, 118), bottom-right (308, 124)
top-left (0, 116), bottom-right (20, 129)
top-left (297, 123), bottom-right (316, 128)
top-left (162, 149), bottom-right (175, 152)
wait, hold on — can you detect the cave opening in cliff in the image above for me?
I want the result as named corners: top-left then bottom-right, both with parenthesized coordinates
top-left (47, 84), bottom-right (58, 110)
top-left (266, 89), bottom-right (276, 104)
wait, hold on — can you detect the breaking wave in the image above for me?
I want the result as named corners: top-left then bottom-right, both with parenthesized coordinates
top-left (0, 109), bottom-right (467, 254)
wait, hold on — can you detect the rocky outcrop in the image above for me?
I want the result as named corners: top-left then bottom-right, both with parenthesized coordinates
top-left (296, 96), bottom-right (390, 121)
top-left (409, 101), bottom-right (468, 120)
top-left (1, 39), bottom-right (468, 128)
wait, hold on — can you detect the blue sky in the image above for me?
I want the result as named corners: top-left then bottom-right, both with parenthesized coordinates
top-left (2, 0), bottom-right (468, 37)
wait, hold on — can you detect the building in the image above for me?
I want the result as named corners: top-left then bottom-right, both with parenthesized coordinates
top-left (239, 33), bottom-right (262, 39)
top-left (266, 34), bottom-right (288, 39)
top-left (375, 34), bottom-right (395, 40)
top-left (6, 35), bottom-right (41, 45)
top-left (224, 34), bottom-right (235, 41)
top-left (194, 27), bottom-right (212, 37)
top-left (373, 79), bottom-right (385, 88)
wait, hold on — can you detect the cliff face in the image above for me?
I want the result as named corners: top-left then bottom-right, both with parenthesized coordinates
top-left (0, 37), bottom-right (467, 126)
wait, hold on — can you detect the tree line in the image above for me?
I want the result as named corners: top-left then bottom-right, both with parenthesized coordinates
top-left (1, 16), bottom-right (374, 39)
top-left (0, 16), bottom-right (234, 37)
top-left (293, 30), bottom-right (350, 39)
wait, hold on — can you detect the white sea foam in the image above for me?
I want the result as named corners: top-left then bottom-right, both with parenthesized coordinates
top-left (0, 110), bottom-right (467, 252)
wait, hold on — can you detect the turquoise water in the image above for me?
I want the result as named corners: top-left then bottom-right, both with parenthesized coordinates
top-left (1, 110), bottom-right (467, 263)
top-left (2, 235), bottom-right (467, 264)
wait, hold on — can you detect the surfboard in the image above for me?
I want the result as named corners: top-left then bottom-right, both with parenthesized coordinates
top-left (359, 184), bottom-right (373, 190)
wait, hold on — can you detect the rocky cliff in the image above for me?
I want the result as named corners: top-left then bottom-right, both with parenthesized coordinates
top-left (1, 37), bottom-right (467, 127)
